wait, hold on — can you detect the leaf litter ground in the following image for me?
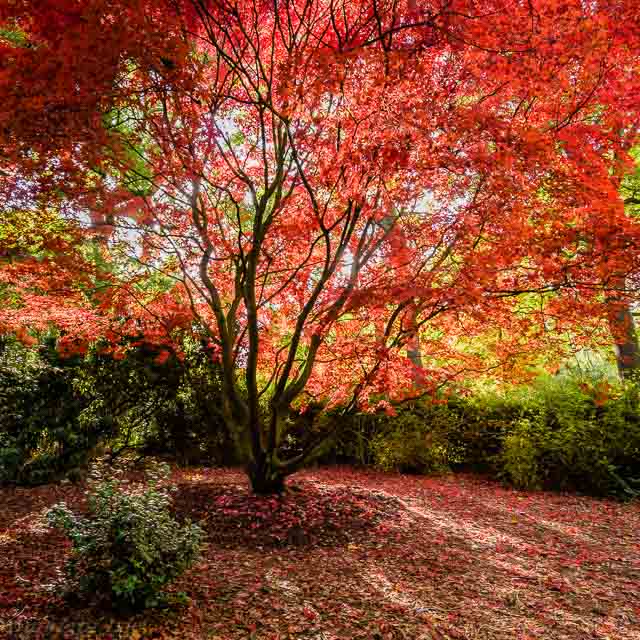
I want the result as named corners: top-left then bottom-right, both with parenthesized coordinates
top-left (1, 467), bottom-right (638, 639)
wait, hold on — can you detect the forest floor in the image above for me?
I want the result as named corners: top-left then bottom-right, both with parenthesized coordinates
top-left (1, 466), bottom-right (639, 640)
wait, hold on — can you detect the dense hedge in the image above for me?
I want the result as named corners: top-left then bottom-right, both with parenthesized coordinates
top-left (85, 337), bottom-right (236, 467)
top-left (0, 335), bottom-right (113, 485)
top-left (323, 375), bottom-right (640, 498)
top-left (0, 334), bottom-right (235, 485)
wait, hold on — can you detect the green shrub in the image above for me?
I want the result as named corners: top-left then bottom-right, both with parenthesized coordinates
top-left (444, 392), bottom-right (523, 472)
top-left (0, 333), bottom-right (236, 485)
top-left (47, 459), bottom-right (204, 611)
top-left (0, 336), bottom-right (114, 485)
top-left (323, 371), bottom-right (640, 498)
top-left (539, 376), bottom-right (640, 496)
top-left (319, 409), bottom-right (381, 466)
top-left (369, 402), bottom-right (464, 474)
top-left (80, 336), bottom-right (236, 467)
top-left (481, 375), bottom-right (640, 497)
top-left (499, 417), bottom-right (545, 490)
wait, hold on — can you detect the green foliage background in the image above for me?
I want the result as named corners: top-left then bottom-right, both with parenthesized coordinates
top-left (322, 369), bottom-right (640, 498)
top-left (0, 333), bottom-right (235, 486)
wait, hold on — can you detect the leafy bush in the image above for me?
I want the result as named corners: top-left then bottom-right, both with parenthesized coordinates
top-left (130, 338), bottom-right (237, 466)
top-left (499, 417), bottom-right (545, 490)
top-left (0, 336), bottom-right (114, 485)
top-left (0, 333), bottom-right (236, 485)
top-left (316, 409), bottom-right (381, 467)
top-left (70, 335), bottom-right (237, 467)
top-left (47, 459), bottom-right (204, 611)
top-left (477, 375), bottom-right (640, 496)
top-left (324, 372), bottom-right (640, 498)
top-left (368, 403), bottom-right (464, 474)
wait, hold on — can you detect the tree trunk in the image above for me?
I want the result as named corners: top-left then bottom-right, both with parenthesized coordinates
top-left (608, 301), bottom-right (640, 380)
top-left (406, 306), bottom-right (424, 388)
top-left (247, 455), bottom-right (286, 494)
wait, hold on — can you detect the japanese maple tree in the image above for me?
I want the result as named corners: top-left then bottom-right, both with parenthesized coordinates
top-left (2, 0), bottom-right (640, 492)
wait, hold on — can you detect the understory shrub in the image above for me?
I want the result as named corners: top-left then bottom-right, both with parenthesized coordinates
top-left (499, 417), bottom-right (546, 490)
top-left (0, 333), bottom-right (236, 485)
top-left (88, 336), bottom-right (236, 467)
top-left (351, 402), bottom-right (464, 474)
top-left (486, 375), bottom-right (640, 496)
top-left (0, 336), bottom-right (114, 485)
top-left (47, 459), bottom-right (204, 611)
top-left (324, 372), bottom-right (640, 498)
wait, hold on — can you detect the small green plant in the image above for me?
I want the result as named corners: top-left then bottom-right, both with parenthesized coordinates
top-left (370, 403), bottom-right (462, 474)
top-left (499, 417), bottom-right (544, 490)
top-left (47, 458), bottom-right (203, 611)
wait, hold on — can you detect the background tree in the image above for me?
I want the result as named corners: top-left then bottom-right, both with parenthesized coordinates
top-left (608, 147), bottom-right (640, 379)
